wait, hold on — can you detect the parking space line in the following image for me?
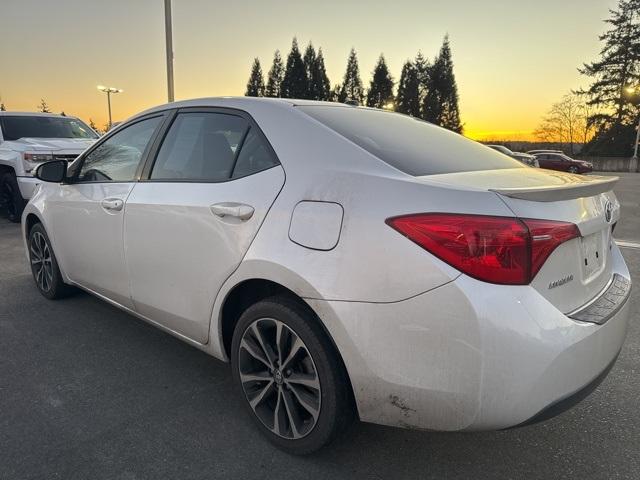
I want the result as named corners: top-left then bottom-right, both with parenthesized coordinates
top-left (616, 239), bottom-right (640, 250)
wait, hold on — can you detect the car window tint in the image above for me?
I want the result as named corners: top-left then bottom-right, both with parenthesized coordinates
top-left (151, 112), bottom-right (248, 181)
top-left (232, 127), bottom-right (279, 178)
top-left (77, 117), bottom-right (161, 182)
top-left (299, 106), bottom-right (523, 176)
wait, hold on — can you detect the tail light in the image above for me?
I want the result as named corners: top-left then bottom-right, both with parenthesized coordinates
top-left (386, 214), bottom-right (579, 285)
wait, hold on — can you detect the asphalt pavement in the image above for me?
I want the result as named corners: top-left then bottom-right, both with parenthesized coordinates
top-left (0, 173), bottom-right (639, 479)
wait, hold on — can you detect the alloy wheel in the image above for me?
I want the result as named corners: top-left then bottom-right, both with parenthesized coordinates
top-left (238, 318), bottom-right (321, 439)
top-left (30, 231), bottom-right (53, 292)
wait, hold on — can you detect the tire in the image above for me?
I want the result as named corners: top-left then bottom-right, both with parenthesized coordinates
top-left (27, 223), bottom-right (74, 299)
top-left (231, 295), bottom-right (354, 454)
top-left (0, 172), bottom-right (26, 223)
top-left (568, 166), bottom-right (579, 174)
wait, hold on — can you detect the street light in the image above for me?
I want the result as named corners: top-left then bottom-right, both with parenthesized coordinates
top-left (626, 84), bottom-right (639, 167)
top-left (164, 0), bottom-right (175, 102)
top-left (97, 85), bottom-right (123, 129)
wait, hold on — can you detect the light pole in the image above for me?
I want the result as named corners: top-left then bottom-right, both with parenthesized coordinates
top-left (626, 86), bottom-right (639, 167)
top-left (97, 85), bottom-right (123, 129)
top-left (164, 0), bottom-right (175, 102)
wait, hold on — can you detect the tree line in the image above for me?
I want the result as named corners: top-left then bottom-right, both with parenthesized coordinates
top-left (536, 0), bottom-right (639, 156)
top-left (245, 36), bottom-right (462, 133)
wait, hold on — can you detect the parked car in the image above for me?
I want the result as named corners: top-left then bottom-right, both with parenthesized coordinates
top-left (23, 98), bottom-right (630, 454)
top-left (487, 145), bottom-right (539, 167)
top-left (526, 149), bottom-right (564, 155)
top-left (535, 152), bottom-right (593, 173)
top-left (0, 112), bottom-right (97, 222)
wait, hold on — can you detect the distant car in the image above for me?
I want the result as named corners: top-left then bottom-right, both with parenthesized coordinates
top-left (0, 112), bottom-right (98, 221)
top-left (487, 145), bottom-right (539, 167)
top-left (526, 149), bottom-right (564, 155)
top-left (535, 152), bottom-right (593, 174)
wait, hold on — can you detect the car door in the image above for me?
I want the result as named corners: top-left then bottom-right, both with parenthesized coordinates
top-left (124, 108), bottom-right (285, 343)
top-left (47, 114), bottom-right (166, 308)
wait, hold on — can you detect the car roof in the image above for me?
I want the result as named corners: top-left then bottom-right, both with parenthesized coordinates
top-left (133, 97), bottom-right (350, 119)
top-left (0, 111), bottom-right (79, 119)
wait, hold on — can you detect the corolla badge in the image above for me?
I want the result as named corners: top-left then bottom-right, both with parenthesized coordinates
top-left (604, 201), bottom-right (613, 223)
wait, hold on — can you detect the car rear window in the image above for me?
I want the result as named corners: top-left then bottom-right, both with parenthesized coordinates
top-left (298, 106), bottom-right (523, 176)
top-left (0, 115), bottom-right (98, 141)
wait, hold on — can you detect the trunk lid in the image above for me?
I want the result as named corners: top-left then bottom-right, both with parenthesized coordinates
top-left (419, 168), bottom-right (620, 313)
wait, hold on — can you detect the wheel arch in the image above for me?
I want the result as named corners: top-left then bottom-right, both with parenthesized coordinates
top-left (215, 275), bottom-right (357, 414)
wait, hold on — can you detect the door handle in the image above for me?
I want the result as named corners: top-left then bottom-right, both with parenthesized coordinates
top-left (101, 198), bottom-right (124, 212)
top-left (210, 202), bottom-right (254, 221)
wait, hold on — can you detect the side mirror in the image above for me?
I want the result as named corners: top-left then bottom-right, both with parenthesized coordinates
top-left (35, 160), bottom-right (67, 183)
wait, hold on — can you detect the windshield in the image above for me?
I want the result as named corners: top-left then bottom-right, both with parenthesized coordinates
top-left (298, 106), bottom-right (523, 176)
top-left (0, 116), bottom-right (98, 141)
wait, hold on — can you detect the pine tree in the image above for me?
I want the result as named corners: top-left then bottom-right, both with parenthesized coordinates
top-left (281, 38), bottom-right (308, 99)
top-left (366, 54), bottom-right (395, 108)
top-left (330, 83), bottom-right (342, 102)
top-left (578, 0), bottom-right (639, 130)
top-left (245, 58), bottom-right (265, 97)
top-left (265, 50), bottom-right (285, 98)
top-left (312, 48), bottom-right (331, 100)
top-left (396, 60), bottom-right (421, 117)
top-left (414, 50), bottom-right (430, 112)
top-left (38, 99), bottom-right (51, 113)
top-left (303, 42), bottom-right (317, 99)
top-left (339, 48), bottom-right (364, 104)
top-left (422, 36), bottom-right (462, 133)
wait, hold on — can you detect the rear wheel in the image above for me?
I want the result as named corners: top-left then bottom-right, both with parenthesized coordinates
top-left (0, 172), bottom-right (25, 223)
top-left (28, 223), bottom-right (74, 299)
top-left (231, 296), bottom-right (354, 454)
top-left (568, 166), bottom-right (579, 174)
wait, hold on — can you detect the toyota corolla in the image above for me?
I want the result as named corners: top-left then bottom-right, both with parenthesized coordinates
top-left (22, 98), bottom-right (632, 454)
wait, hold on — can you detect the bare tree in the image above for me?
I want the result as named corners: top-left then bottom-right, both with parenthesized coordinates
top-left (534, 93), bottom-right (599, 154)
top-left (37, 98), bottom-right (51, 113)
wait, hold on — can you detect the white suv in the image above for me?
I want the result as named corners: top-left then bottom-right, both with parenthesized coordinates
top-left (0, 112), bottom-right (97, 222)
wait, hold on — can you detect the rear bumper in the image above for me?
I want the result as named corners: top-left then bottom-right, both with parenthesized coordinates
top-left (308, 244), bottom-right (632, 431)
top-left (16, 176), bottom-right (40, 200)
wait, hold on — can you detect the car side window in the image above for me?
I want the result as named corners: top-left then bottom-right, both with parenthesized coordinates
top-left (150, 112), bottom-right (248, 181)
top-left (77, 116), bottom-right (162, 182)
top-left (231, 127), bottom-right (279, 179)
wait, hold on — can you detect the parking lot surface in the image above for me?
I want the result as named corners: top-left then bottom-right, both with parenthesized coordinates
top-left (1, 173), bottom-right (639, 479)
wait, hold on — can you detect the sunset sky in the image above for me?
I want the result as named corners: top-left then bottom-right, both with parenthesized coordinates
top-left (1, 0), bottom-right (618, 140)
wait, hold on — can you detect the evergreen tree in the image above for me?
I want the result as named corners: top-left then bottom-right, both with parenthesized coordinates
top-left (38, 98), bottom-right (51, 113)
top-left (578, 0), bottom-right (640, 131)
top-left (330, 83), bottom-right (342, 102)
top-left (414, 50), bottom-right (430, 113)
top-left (396, 60), bottom-right (421, 117)
top-left (281, 38), bottom-right (308, 99)
top-left (422, 36), bottom-right (462, 133)
top-left (0, 103), bottom-right (5, 111)
top-left (245, 58), bottom-right (265, 97)
top-left (265, 50), bottom-right (285, 98)
top-left (312, 48), bottom-right (331, 100)
top-left (303, 42), bottom-right (317, 99)
top-left (339, 48), bottom-right (364, 104)
top-left (366, 54), bottom-right (395, 108)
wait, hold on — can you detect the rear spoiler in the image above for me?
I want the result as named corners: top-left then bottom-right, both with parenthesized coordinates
top-left (490, 176), bottom-right (618, 202)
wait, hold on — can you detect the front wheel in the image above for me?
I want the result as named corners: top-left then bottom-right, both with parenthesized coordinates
top-left (28, 223), bottom-right (74, 299)
top-left (0, 172), bottom-right (26, 223)
top-left (231, 296), bottom-right (354, 454)
top-left (568, 166), bottom-right (579, 174)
